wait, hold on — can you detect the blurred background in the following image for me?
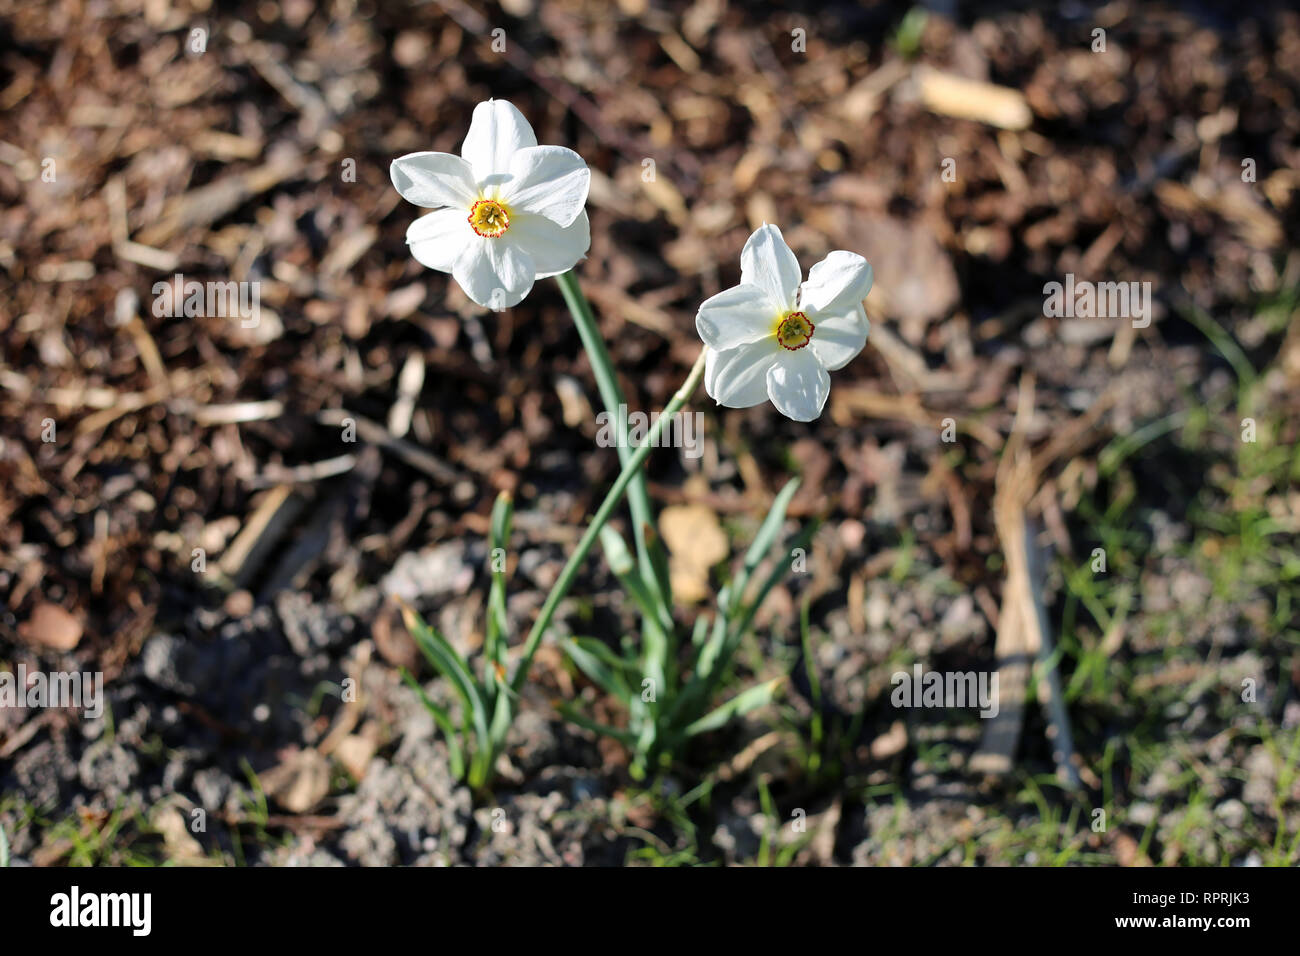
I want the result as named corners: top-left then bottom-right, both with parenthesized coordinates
top-left (1, 0), bottom-right (1298, 865)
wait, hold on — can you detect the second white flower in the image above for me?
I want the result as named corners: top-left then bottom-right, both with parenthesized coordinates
top-left (695, 224), bottom-right (873, 421)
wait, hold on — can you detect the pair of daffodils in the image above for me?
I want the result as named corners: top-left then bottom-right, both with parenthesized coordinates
top-left (390, 100), bottom-right (873, 421)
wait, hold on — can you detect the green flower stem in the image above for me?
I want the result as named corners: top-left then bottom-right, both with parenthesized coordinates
top-left (510, 346), bottom-right (709, 696)
top-left (554, 270), bottom-right (674, 622)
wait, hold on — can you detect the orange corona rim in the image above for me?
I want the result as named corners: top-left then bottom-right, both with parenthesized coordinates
top-left (775, 311), bottom-right (814, 350)
top-left (468, 198), bottom-right (511, 238)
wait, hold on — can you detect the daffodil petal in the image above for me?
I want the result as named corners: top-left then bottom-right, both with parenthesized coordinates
top-left (740, 224), bottom-right (802, 314)
top-left (390, 152), bottom-right (478, 209)
top-left (705, 343), bottom-right (779, 408)
top-left (696, 283), bottom-right (780, 351)
top-left (461, 100), bottom-right (538, 186)
top-left (808, 304), bottom-right (869, 371)
top-left (508, 210), bottom-right (590, 278)
top-left (452, 238), bottom-right (536, 309)
top-left (502, 146), bottom-right (590, 228)
top-left (766, 349), bottom-right (830, 422)
top-left (799, 250), bottom-right (873, 317)
top-left (407, 208), bottom-right (473, 273)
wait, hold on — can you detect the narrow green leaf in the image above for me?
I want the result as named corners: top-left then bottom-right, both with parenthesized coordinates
top-left (600, 526), bottom-right (665, 626)
top-left (402, 605), bottom-right (476, 709)
top-left (669, 608), bottom-right (727, 730)
top-left (719, 478), bottom-right (798, 637)
top-left (490, 489), bottom-right (515, 549)
top-left (484, 491), bottom-right (514, 683)
top-left (554, 701), bottom-right (636, 744)
top-left (570, 635), bottom-right (637, 676)
top-left (800, 595), bottom-right (822, 711)
top-left (488, 684), bottom-right (513, 753)
top-left (740, 477), bottom-right (801, 581)
top-left (400, 668), bottom-right (465, 781)
top-left (800, 596), bottom-right (824, 759)
top-left (633, 708), bottom-right (658, 763)
top-left (599, 523), bottom-right (635, 575)
top-left (683, 678), bottom-right (784, 737)
top-left (731, 518), bottom-right (820, 641)
top-left (561, 637), bottom-right (632, 700)
top-left (690, 611), bottom-right (710, 649)
top-left (399, 602), bottom-right (491, 757)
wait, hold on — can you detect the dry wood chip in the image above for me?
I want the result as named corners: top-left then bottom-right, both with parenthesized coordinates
top-left (18, 602), bottom-right (83, 651)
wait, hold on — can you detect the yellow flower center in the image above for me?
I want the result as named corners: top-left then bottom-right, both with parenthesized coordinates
top-left (468, 198), bottom-right (511, 238)
top-left (774, 311), bottom-right (814, 350)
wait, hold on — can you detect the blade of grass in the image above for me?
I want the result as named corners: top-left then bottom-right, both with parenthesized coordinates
top-left (677, 518), bottom-right (818, 727)
top-left (400, 668), bottom-right (466, 780)
top-left (684, 678), bottom-right (785, 737)
top-left (554, 701), bottom-right (636, 744)
top-left (484, 490), bottom-right (514, 685)
top-left (399, 601), bottom-right (491, 764)
top-left (800, 596), bottom-right (823, 766)
top-left (1179, 301), bottom-right (1256, 387)
top-left (561, 636), bottom-right (633, 700)
top-left (730, 519), bottom-right (820, 640)
top-left (599, 525), bottom-right (666, 628)
top-left (721, 476), bottom-right (801, 629)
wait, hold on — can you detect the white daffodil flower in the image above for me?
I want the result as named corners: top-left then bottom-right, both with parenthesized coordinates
top-left (390, 99), bottom-right (591, 310)
top-left (695, 224), bottom-right (873, 422)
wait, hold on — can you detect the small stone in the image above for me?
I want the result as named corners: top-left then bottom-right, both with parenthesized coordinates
top-left (224, 589), bottom-right (254, 618)
top-left (18, 602), bottom-right (83, 651)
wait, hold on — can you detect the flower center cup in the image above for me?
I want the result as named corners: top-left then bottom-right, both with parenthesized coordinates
top-left (468, 198), bottom-right (511, 238)
top-left (775, 311), bottom-right (814, 351)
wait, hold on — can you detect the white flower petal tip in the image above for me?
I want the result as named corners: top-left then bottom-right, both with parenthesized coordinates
top-left (390, 99), bottom-right (591, 310)
top-left (740, 223), bottom-right (802, 313)
top-left (697, 225), bottom-right (873, 422)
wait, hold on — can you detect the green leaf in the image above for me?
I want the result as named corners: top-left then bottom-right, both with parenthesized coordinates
top-left (731, 518), bottom-right (820, 641)
top-left (683, 678), bottom-right (784, 737)
top-left (488, 687), bottom-right (512, 748)
top-left (467, 744), bottom-right (495, 791)
top-left (674, 513), bottom-right (815, 735)
top-left (800, 596), bottom-right (824, 760)
top-left (490, 489), bottom-right (515, 549)
top-left (484, 491), bottom-right (514, 681)
top-left (554, 701), bottom-right (636, 744)
top-left (600, 526), bottom-right (665, 626)
top-left (399, 602), bottom-right (491, 755)
top-left (400, 667), bottom-right (466, 781)
top-left (740, 477), bottom-right (801, 584)
top-left (690, 609), bottom-right (711, 648)
top-left (561, 637), bottom-right (632, 700)
top-left (632, 707), bottom-right (658, 763)
top-left (571, 635), bottom-right (636, 676)
top-left (0, 819), bottom-right (8, 867)
top-left (694, 607), bottom-right (730, 683)
top-left (599, 523), bottom-right (635, 575)
top-left (670, 608), bottom-right (728, 731)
